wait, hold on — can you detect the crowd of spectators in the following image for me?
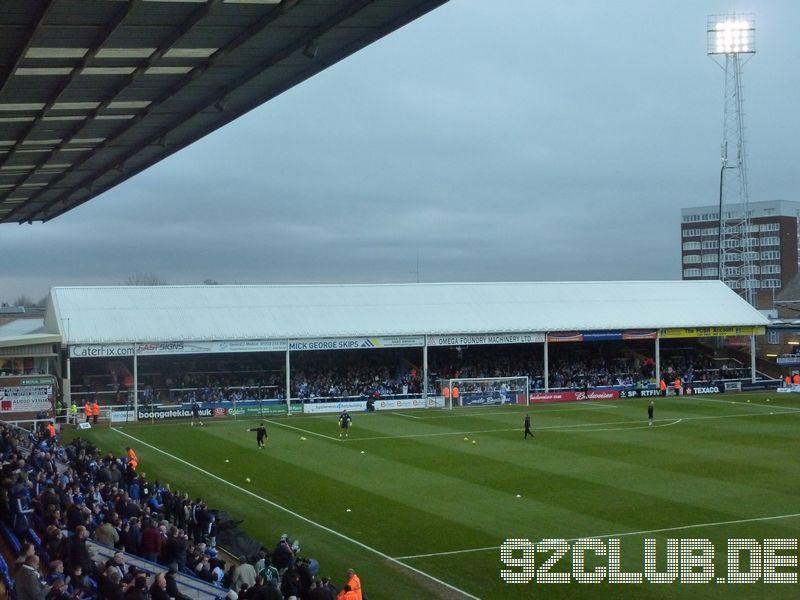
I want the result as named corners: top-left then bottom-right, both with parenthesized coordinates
top-left (1, 423), bottom-right (359, 600)
top-left (429, 345), bottom-right (749, 391)
top-left (70, 344), bottom-right (751, 407)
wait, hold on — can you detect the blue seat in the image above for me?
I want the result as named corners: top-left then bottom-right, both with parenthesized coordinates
top-left (0, 523), bottom-right (21, 554)
top-left (27, 527), bottom-right (42, 546)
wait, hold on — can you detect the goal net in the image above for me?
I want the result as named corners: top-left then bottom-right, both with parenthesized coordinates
top-left (441, 376), bottom-right (530, 410)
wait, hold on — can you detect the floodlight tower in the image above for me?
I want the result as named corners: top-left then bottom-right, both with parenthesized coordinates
top-left (707, 15), bottom-right (756, 304)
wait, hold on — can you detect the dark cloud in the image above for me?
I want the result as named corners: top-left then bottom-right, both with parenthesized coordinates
top-left (2, 0), bottom-right (799, 301)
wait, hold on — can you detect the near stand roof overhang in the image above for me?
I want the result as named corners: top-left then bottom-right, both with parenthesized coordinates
top-left (0, 0), bottom-right (448, 224)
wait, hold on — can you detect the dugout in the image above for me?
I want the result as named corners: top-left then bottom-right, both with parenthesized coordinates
top-left (7, 281), bottom-right (769, 420)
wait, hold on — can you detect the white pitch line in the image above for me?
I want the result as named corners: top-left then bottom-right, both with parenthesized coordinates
top-left (410, 403), bottom-right (616, 420)
top-left (551, 418), bottom-right (683, 434)
top-left (693, 395), bottom-right (800, 412)
top-left (109, 428), bottom-right (479, 600)
top-left (352, 408), bottom-right (800, 442)
top-left (263, 419), bottom-right (339, 441)
top-left (392, 412), bottom-right (422, 419)
top-left (394, 511), bottom-right (800, 560)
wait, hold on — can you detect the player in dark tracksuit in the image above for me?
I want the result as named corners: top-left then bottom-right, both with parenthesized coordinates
top-left (248, 423), bottom-right (268, 448)
top-left (524, 414), bottom-right (534, 439)
top-left (648, 401), bottom-right (654, 427)
top-left (191, 402), bottom-right (203, 426)
top-left (339, 410), bottom-right (352, 439)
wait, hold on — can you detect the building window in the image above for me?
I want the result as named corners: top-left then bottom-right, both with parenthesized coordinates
top-left (767, 330), bottom-right (779, 344)
top-left (761, 236), bottom-right (780, 246)
top-left (683, 241), bottom-right (701, 251)
top-left (760, 223), bottom-right (779, 232)
top-left (683, 268), bottom-right (702, 277)
top-left (683, 254), bottom-right (701, 264)
top-left (701, 240), bottom-right (718, 249)
top-left (701, 253), bottom-right (718, 263)
top-left (761, 250), bottom-right (780, 260)
top-left (723, 239), bottom-right (740, 248)
top-left (763, 279), bottom-right (781, 289)
top-left (741, 265), bottom-right (760, 275)
top-left (702, 267), bottom-right (719, 277)
top-left (763, 264), bottom-right (781, 274)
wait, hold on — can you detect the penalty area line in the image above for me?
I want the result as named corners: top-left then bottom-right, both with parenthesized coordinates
top-left (354, 409), bottom-right (800, 442)
top-left (392, 412), bottom-right (422, 419)
top-left (109, 428), bottom-right (479, 600)
top-left (262, 419), bottom-right (340, 442)
top-left (394, 511), bottom-right (800, 561)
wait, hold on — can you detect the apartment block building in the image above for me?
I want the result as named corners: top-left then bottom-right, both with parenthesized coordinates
top-left (681, 200), bottom-right (800, 309)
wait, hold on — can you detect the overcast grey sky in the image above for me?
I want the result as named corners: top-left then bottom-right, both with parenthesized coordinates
top-left (2, 0), bottom-right (799, 303)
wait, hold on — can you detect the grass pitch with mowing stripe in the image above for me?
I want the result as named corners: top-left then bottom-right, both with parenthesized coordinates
top-left (64, 391), bottom-right (800, 599)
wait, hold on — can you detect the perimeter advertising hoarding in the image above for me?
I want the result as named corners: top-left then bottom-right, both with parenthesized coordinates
top-left (427, 333), bottom-right (545, 346)
top-left (659, 326), bottom-right (765, 338)
top-left (0, 376), bottom-right (55, 412)
top-left (133, 400), bottom-right (299, 420)
top-left (302, 397), bottom-right (442, 413)
top-left (304, 400), bottom-right (367, 414)
top-left (529, 390), bottom-right (620, 403)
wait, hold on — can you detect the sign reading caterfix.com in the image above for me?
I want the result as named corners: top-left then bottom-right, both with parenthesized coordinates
top-left (529, 391), bottom-right (620, 403)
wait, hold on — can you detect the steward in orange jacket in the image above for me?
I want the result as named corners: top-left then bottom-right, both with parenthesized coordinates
top-left (337, 586), bottom-right (359, 600)
top-left (345, 569), bottom-right (362, 600)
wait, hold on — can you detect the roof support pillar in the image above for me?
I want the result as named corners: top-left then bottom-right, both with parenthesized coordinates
top-left (422, 337), bottom-right (428, 401)
top-left (285, 345), bottom-right (291, 416)
top-left (543, 338), bottom-right (549, 392)
top-left (655, 336), bottom-right (661, 386)
top-left (133, 348), bottom-right (138, 422)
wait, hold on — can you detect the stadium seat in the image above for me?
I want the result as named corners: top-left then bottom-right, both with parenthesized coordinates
top-left (0, 523), bottom-right (21, 555)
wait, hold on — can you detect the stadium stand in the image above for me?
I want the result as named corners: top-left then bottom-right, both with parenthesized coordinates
top-left (0, 421), bottom-right (333, 600)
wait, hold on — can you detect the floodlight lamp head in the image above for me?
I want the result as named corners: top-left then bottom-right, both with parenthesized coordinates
top-left (707, 14), bottom-right (755, 55)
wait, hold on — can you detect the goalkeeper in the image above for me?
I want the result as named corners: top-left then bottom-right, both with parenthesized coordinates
top-left (248, 423), bottom-right (268, 448)
top-left (338, 410), bottom-right (352, 439)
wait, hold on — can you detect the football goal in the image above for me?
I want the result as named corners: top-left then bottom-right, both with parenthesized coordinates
top-left (440, 376), bottom-right (530, 409)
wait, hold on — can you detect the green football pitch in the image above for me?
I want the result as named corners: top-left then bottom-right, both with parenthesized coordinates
top-left (65, 391), bottom-right (800, 599)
